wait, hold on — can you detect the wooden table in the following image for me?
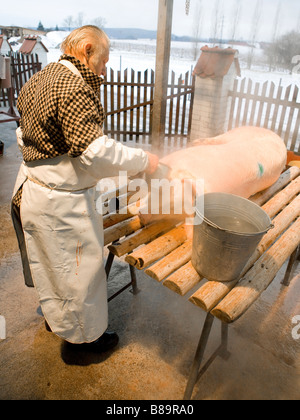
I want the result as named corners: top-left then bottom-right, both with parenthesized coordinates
top-left (103, 166), bottom-right (300, 400)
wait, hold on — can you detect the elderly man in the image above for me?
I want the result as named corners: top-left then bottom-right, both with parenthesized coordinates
top-left (11, 26), bottom-right (159, 353)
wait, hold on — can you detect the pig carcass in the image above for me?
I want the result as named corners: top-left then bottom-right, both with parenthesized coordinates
top-left (138, 126), bottom-right (287, 225)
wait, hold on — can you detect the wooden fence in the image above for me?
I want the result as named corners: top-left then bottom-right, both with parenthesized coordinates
top-left (2, 56), bottom-right (299, 152)
top-left (0, 53), bottom-right (41, 107)
top-left (227, 78), bottom-right (300, 152)
top-left (100, 68), bottom-right (195, 143)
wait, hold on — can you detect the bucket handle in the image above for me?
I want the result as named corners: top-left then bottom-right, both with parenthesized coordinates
top-left (200, 214), bottom-right (275, 235)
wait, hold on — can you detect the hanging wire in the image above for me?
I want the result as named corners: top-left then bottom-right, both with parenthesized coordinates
top-left (185, 0), bottom-right (191, 16)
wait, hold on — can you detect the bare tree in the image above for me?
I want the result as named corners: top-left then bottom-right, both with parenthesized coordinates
top-left (268, 1), bottom-right (282, 70)
top-left (75, 12), bottom-right (85, 28)
top-left (247, 0), bottom-right (263, 69)
top-left (265, 30), bottom-right (300, 73)
top-left (211, 0), bottom-right (224, 45)
top-left (230, 0), bottom-right (241, 44)
top-left (211, 0), bottom-right (220, 43)
top-left (91, 17), bottom-right (107, 29)
top-left (297, 11), bottom-right (300, 32)
top-left (192, 0), bottom-right (203, 60)
top-left (62, 16), bottom-right (74, 31)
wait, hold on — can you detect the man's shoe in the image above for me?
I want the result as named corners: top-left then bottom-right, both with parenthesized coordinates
top-left (67, 331), bottom-right (119, 353)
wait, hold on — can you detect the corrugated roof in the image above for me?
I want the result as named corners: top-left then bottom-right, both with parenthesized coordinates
top-left (19, 36), bottom-right (48, 54)
top-left (193, 46), bottom-right (241, 79)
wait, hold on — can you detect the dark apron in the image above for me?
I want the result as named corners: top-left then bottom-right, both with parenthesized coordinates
top-left (11, 199), bottom-right (34, 288)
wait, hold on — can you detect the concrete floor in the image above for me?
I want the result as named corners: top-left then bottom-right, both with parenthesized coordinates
top-left (0, 116), bottom-right (300, 400)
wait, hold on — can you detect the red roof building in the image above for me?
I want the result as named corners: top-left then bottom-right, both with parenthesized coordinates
top-left (18, 36), bottom-right (49, 68)
top-left (19, 36), bottom-right (48, 54)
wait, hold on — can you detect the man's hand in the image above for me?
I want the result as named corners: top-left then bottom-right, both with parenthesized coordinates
top-left (145, 151), bottom-right (160, 175)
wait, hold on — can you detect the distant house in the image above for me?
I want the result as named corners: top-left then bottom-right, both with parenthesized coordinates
top-left (19, 36), bottom-right (48, 68)
top-left (0, 35), bottom-right (12, 55)
top-left (0, 25), bottom-right (46, 40)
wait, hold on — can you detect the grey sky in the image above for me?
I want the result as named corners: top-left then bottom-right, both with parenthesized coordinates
top-left (1, 0), bottom-right (300, 41)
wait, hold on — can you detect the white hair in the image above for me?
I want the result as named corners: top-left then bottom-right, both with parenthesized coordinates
top-left (61, 25), bottom-right (110, 58)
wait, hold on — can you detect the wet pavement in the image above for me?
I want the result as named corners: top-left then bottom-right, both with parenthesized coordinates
top-left (0, 116), bottom-right (300, 400)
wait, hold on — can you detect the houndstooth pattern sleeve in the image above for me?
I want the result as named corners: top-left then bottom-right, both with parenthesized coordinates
top-left (58, 85), bottom-right (105, 158)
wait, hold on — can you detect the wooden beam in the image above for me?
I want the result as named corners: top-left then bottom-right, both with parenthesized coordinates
top-left (152, 0), bottom-right (174, 150)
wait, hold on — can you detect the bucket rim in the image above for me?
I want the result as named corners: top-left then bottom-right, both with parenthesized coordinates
top-left (196, 192), bottom-right (274, 237)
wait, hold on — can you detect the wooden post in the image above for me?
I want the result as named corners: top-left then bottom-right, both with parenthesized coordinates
top-left (152, 0), bottom-right (174, 151)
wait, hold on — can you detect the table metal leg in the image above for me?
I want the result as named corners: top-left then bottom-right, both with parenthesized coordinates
top-left (282, 245), bottom-right (299, 287)
top-left (183, 314), bottom-right (231, 400)
top-left (184, 313), bottom-right (214, 400)
top-left (106, 251), bottom-right (141, 302)
top-left (105, 251), bottom-right (115, 279)
top-left (129, 264), bottom-right (140, 295)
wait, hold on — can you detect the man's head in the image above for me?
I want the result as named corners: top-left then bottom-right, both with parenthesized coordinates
top-left (61, 25), bottom-right (110, 76)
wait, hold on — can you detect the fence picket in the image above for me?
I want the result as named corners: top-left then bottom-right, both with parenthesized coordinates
top-left (130, 69), bottom-right (135, 139)
top-left (168, 71), bottom-right (175, 135)
top-left (0, 52), bottom-right (41, 109)
top-left (100, 67), bottom-right (193, 142)
top-left (181, 71), bottom-right (189, 135)
top-left (228, 78), bottom-right (300, 152)
top-left (264, 82), bottom-right (275, 129)
top-left (117, 70), bottom-right (121, 139)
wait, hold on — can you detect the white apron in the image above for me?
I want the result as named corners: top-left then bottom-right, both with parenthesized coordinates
top-left (13, 61), bottom-right (149, 343)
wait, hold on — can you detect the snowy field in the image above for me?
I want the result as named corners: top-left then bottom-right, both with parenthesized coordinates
top-left (8, 31), bottom-right (299, 151)
top-left (23, 31), bottom-right (299, 88)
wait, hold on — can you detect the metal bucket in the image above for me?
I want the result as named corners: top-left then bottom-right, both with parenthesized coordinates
top-left (192, 192), bottom-right (273, 282)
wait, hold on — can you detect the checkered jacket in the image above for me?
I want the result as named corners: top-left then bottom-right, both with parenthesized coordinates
top-left (13, 54), bottom-right (106, 206)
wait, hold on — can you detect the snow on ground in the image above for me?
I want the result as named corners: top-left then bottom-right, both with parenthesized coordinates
top-left (34, 31), bottom-right (299, 87)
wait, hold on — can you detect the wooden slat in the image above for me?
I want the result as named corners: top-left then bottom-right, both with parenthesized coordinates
top-left (174, 74), bottom-right (182, 134)
top-left (103, 210), bottom-right (135, 230)
top-left (250, 167), bottom-right (300, 206)
top-left (117, 70), bottom-right (121, 140)
top-left (130, 69), bottom-right (135, 139)
top-left (168, 71), bottom-right (175, 135)
top-left (227, 78), bottom-right (239, 130)
top-left (261, 175), bottom-right (300, 218)
top-left (145, 240), bottom-right (192, 282)
top-left (136, 71), bottom-right (141, 136)
top-left (125, 224), bottom-right (188, 270)
top-left (163, 261), bottom-right (202, 296)
top-left (143, 70), bottom-right (148, 133)
top-left (150, 69), bottom-right (155, 134)
top-left (104, 216), bottom-right (142, 246)
top-left (241, 78), bottom-right (252, 126)
top-left (271, 84), bottom-right (284, 132)
top-left (211, 217), bottom-right (300, 323)
top-left (256, 81), bottom-right (268, 127)
top-left (110, 68), bottom-right (115, 136)
top-left (108, 219), bottom-right (179, 257)
top-left (236, 77), bottom-right (246, 126)
top-left (180, 71), bottom-right (189, 135)
top-left (263, 82), bottom-right (275, 129)
top-left (290, 109), bottom-right (300, 153)
top-left (278, 85), bottom-right (292, 138)
top-left (189, 193), bottom-right (300, 312)
top-left (249, 82), bottom-right (260, 126)
top-left (123, 68), bottom-right (128, 135)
